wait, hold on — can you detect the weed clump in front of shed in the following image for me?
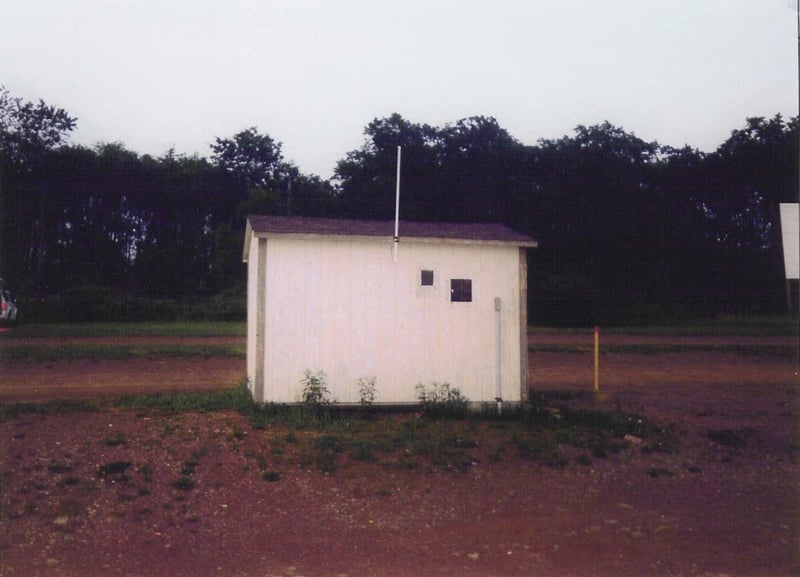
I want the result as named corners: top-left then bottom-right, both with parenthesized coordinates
top-left (415, 382), bottom-right (469, 418)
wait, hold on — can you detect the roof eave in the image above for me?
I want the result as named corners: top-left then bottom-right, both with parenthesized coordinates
top-left (247, 229), bottom-right (537, 249)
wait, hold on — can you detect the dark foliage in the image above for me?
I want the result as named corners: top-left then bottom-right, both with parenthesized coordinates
top-left (336, 113), bottom-right (799, 323)
top-left (1, 86), bottom-right (796, 323)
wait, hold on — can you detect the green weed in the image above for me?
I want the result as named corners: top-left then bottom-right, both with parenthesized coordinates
top-left (97, 461), bottom-right (133, 479)
top-left (113, 381), bottom-right (253, 413)
top-left (58, 476), bottom-right (81, 487)
top-left (312, 434), bottom-right (344, 453)
top-left (104, 432), bottom-right (128, 447)
top-left (300, 370), bottom-right (333, 421)
top-left (301, 370), bottom-right (331, 405)
top-left (262, 471), bottom-right (281, 482)
top-left (351, 439), bottom-right (379, 462)
top-left (0, 343), bottom-right (244, 363)
top-left (532, 315), bottom-right (798, 337)
top-left (4, 322), bottom-right (245, 338)
top-left (172, 476), bottom-right (196, 491)
top-left (415, 382), bottom-right (469, 418)
top-left (181, 460), bottom-right (199, 476)
top-left (707, 429), bottom-right (749, 448)
top-left (47, 462), bottom-right (74, 475)
top-left (311, 434), bottom-right (343, 473)
top-left (529, 343), bottom-right (795, 357)
top-left (357, 376), bottom-right (377, 407)
top-left (0, 400), bottom-right (99, 419)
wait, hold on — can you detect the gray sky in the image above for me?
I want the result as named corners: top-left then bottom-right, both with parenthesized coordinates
top-left (2, 0), bottom-right (798, 178)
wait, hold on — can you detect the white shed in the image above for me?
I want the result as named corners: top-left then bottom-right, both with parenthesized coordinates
top-left (243, 215), bottom-right (538, 406)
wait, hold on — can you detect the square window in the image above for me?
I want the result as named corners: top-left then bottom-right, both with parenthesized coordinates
top-left (450, 279), bottom-right (472, 302)
top-left (421, 269), bottom-right (434, 286)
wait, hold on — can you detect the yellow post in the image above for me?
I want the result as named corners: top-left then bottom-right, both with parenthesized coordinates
top-left (593, 326), bottom-right (600, 391)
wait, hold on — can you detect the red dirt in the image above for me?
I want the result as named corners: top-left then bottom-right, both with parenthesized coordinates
top-left (1, 357), bottom-right (244, 403)
top-left (0, 336), bottom-right (245, 404)
top-left (1, 335), bottom-right (798, 576)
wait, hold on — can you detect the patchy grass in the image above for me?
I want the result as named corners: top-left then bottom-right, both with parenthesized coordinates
top-left (666, 315), bottom-right (799, 336)
top-left (647, 467), bottom-right (676, 478)
top-left (97, 461), bottom-right (133, 479)
top-left (0, 399), bottom-right (100, 419)
top-left (707, 428), bottom-right (751, 448)
top-left (496, 396), bottom-right (668, 464)
top-left (530, 342), bottom-right (796, 357)
top-left (112, 382), bottom-right (254, 413)
top-left (531, 315), bottom-right (798, 337)
top-left (2, 322), bottom-right (246, 338)
top-left (172, 476), bottom-right (196, 491)
top-left (0, 321), bottom-right (245, 362)
top-left (262, 470), bottom-right (282, 482)
top-left (0, 343), bottom-right (244, 363)
top-left (415, 382), bottom-right (470, 418)
top-left (104, 432), bottom-right (128, 447)
top-left (1, 383), bottom-right (677, 475)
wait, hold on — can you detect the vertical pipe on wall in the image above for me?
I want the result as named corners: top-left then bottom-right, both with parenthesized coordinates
top-left (519, 248), bottom-right (529, 404)
top-left (495, 296), bottom-right (503, 413)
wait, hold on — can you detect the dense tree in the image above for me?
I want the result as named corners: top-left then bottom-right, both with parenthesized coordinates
top-left (334, 114), bottom-right (529, 224)
top-left (334, 114), bottom-right (439, 220)
top-left (44, 144), bottom-right (137, 290)
top-left (0, 88), bottom-right (79, 292)
top-left (526, 123), bottom-right (665, 323)
top-left (209, 126), bottom-right (333, 220)
top-left (131, 150), bottom-right (234, 296)
top-left (2, 85), bottom-right (796, 323)
top-left (534, 121), bottom-right (660, 247)
top-left (696, 115), bottom-right (799, 312)
top-left (211, 127), bottom-right (285, 190)
top-left (0, 85), bottom-right (77, 167)
top-left (336, 113), bottom-right (797, 323)
top-left (435, 116), bottom-right (529, 224)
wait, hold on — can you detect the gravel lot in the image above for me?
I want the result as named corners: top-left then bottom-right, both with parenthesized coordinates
top-left (1, 333), bottom-right (797, 576)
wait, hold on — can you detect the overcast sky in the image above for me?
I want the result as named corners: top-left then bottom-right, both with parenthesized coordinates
top-left (2, 0), bottom-right (798, 178)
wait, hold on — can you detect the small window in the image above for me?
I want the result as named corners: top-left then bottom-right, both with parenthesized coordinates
top-left (450, 279), bottom-right (472, 302)
top-left (421, 269), bottom-right (434, 286)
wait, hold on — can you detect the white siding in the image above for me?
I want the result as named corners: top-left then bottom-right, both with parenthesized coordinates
top-left (247, 234), bottom-right (524, 404)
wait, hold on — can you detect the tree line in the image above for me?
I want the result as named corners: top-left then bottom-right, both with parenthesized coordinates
top-left (1, 87), bottom-right (797, 324)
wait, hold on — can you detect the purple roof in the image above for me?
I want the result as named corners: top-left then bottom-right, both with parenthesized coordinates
top-left (247, 215), bottom-right (537, 247)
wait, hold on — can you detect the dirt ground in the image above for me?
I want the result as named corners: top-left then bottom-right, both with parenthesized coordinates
top-left (1, 334), bottom-right (798, 576)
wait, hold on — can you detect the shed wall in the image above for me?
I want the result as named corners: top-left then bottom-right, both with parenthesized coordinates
top-left (247, 235), bottom-right (524, 404)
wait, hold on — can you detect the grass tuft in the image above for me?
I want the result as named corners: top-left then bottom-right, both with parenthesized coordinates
top-left (98, 461), bottom-right (133, 478)
top-left (0, 400), bottom-right (99, 419)
top-left (113, 381), bottom-right (254, 413)
top-left (172, 476), bottom-right (196, 491)
top-left (104, 432), bottom-right (128, 447)
top-left (262, 471), bottom-right (281, 482)
top-left (707, 429), bottom-right (749, 448)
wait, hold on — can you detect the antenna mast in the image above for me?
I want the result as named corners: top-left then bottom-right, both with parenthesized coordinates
top-left (393, 146), bottom-right (401, 262)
